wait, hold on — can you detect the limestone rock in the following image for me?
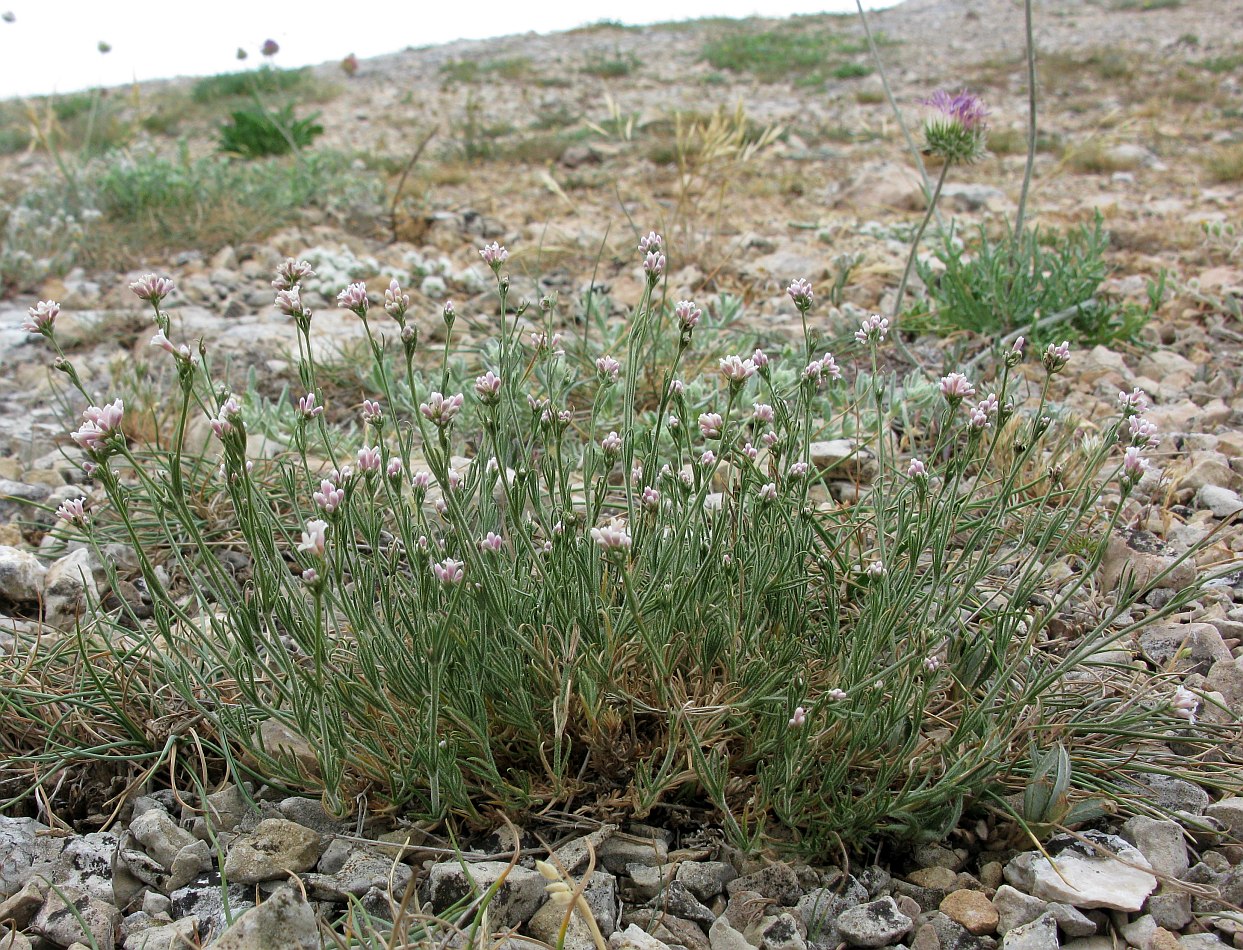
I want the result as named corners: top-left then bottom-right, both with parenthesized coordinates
top-left (1138, 622), bottom-right (1232, 675)
top-left (223, 819), bottom-right (324, 884)
top-left (209, 887), bottom-right (318, 950)
top-left (810, 440), bottom-right (879, 483)
top-left (426, 860), bottom-right (545, 929)
top-left (1120, 817), bottom-right (1189, 878)
top-left (1100, 530), bottom-right (1195, 593)
top-left (612, 923), bottom-right (675, 950)
top-left (1004, 833), bottom-right (1156, 912)
top-left (0, 547), bottom-right (46, 604)
top-left (1001, 913), bottom-right (1059, 950)
top-left (727, 863), bottom-right (803, 905)
top-left (31, 885), bottom-right (121, 949)
top-left (836, 897), bottom-right (914, 948)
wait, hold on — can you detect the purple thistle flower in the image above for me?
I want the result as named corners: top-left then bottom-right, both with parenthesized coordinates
top-left (922, 89), bottom-right (989, 164)
top-left (261, 38), bottom-right (280, 57)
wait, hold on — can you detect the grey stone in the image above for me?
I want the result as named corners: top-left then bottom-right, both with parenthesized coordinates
top-left (1121, 817), bottom-right (1189, 878)
top-left (130, 809), bottom-right (198, 872)
top-left (0, 880), bottom-right (45, 931)
top-left (549, 825), bottom-right (618, 876)
top-left (1100, 531), bottom-right (1196, 593)
top-left (648, 880), bottom-right (716, 927)
top-left (0, 928), bottom-right (33, 950)
top-left (658, 914), bottom-right (713, 950)
top-left (167, 839), bottom-right (213, 891)
top-left (223, 818), bottom-right (324, 884)
top-left (1120, 914), bottom-right (1157, 948)
top-left (760, 912), bottom-right (808, 950)
top-left (710, 917), bottom-right (755, 950)
top-left (1002, 914), bottom-right (1059, 950)
top-left (1005, 833), bottom-right (1156, 912)
top-left (170, 874), bottom-right (254, 942)
top-left (275, 797), bottom-right (344, 835)
top-left (678, 861), bottom-right (739, 902)
top-left (1206, 798), bottom-right (1243, 841)
top-left (210, 887), bottom-right (318, 950)
top-left (0, 547), bottom-right (45, 604)
top-left (726, 888), bottom-right (778, 934)
top-left (598, 836), bottom-right (670, 874)
top-left (1046, 904), bottom-right (1096, 938)
top-left (31, 885), bottom-right (121, 949)
top-left (927, 911), bottom-right (999, 950)
top-left (1121, 774), bottom-right (1209, 815)
top-left (123, 914), bottom-right (199, 949)
top-left (993, 885), bottom-right (1047, 934)
top-left (625, 862), bottom-right (677, 901)
top-left (837, 897), bottom-right (914, 948)
top-left (810, 440), bottom-right (878, 483)
top-left (726, 863), bottom-right (803, 905)
top-left (196, 784), bottom-right (256, 837)
top-left (1197, 485), bottom-right (1243, 518)
top-left (527, 871), bottom-right (617, 950)
top-left (43, 547), bottom-right (101, 629)
top-left (304, 848), bottom-right (414, 901)
top-left (612, 922), bottom-right (676, 950)
top-left (914, 846), bottom-right (967, 872)
top-left (1145, 891), bottom-right (1192, 931)
top-left (316, 838), bottom-right (353, 875)
top-left (1138, 623), bottom-right (1232, 675)
top-left (426, 860), bottom-right (545, 929)
top-left (1180, 936), bottom-right (1228, 950)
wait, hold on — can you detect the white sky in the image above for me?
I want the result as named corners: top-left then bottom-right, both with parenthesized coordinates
top-left (0, 0), bottom-right (899, 100)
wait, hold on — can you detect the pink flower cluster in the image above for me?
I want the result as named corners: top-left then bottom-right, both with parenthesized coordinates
top-left (72, 399), bottom-right (125, 455)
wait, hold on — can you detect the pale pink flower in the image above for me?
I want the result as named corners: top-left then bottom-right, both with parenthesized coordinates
top-left (474, 371), bottom-right (502, 403)
top-left (272, 258), bottom-right (314, 291)
top-left (432, 557), bottom-right (465, 586)
top-left (301, 567), bottom-right (319, 586)
top-left (596, 355), bottom-right (621, 382)
top-left (826, 688), bottom-right (847, 701)
top-left (1118, 387), bottom-right (1149, 417)
top-left (1121, 446), bottom-right (1150, 486)
top-left (907, 458), bottom-right (927, 480)
top-left (386, 458), bottom-right (402, 480)
top-left (855, 313), bottom-right (889, 345)
top-left (641, 486), bottom-right (661, 512)
top-left (1128, 416), bottom-right (1160, 449)
top-left (761, 431), bottom-right (779, 448)
top-left (1042, 340), bottom-right (1071, 373)
top-left (866, 560), bottom-right (887, 577)
top-left (753, 403), bottom-right (775, 424)
top-left (601, 431), bottom-right (622, 457)
top-left (668, 379), bottom-right (685, 397)
top-left (939, 372), bottom-right (976, 400)
top-left (668, 414), bottom-right (681, 431)
top-left (361, 399), bottom-right (383, 425)
top-left (789, 461), bottom-right (808, 479)
top-left (274, 287), bottom-right (309, 319)
top-left (22, 300), bottom-right (59, 333)
top-left (420, 391), bottom-right (464, 428)
top-left (336, 282), bottom-right (369, 316)
top-left (698, 412), bottom-right (724, 439)
top-left (314, 478), bottom-right (345, 514)
top-left (384, 278), bottom-right (410, 319)
top-left (479, 242), bottom-right (508, 268)
top-left (299, 519), bottom-right (328, 557)
top-left (751, 348), bottom-right (769, 370)
top-left (411, 470), bottom-right (432, 493)
top-left (923, 656), bottom-right (942, 673)
top-left (130, 274), bottom-right (174, 304)
top-left (674, 300), bottom-right (701, 331)
top-left (1006, 335), bottom-right (1025, 367)
top-left (758, 482), bottom-right (778, 503)
top-left (56, 497), bottom-right (88, 525)
top-left (1172, 685), bottom-right (1199, 725)
top-left (788, 706), bottom-right (807, 728)
top-left (357, 446), bottom-right (381, 472)
top-left (297, 392), bottom-right (323, 419)
top-left (638, 231), bottom-right (663, 254)
top-left (480, 532), bottom-right (503, 553)
top-left (820, 353), bottom-right (841, 380)
top-left (786, 278), bottom-right (814, 311)
top-left (719, 355), bottom-right (756, 384)
top-left (643, 252), bottom-right (665, 282)
top-left (591, 524), bottom-right (632, 552)
top-left (700, 450), bottom-right (717, 467)
top-left (150, 330), bottom-right (194, 362)
top-left (72, 399), bottom-right (124, 453)
top-left (742, 442), bottom-right (758, 461)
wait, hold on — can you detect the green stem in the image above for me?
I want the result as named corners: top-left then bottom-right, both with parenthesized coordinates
top-left (893, 161), bottom-right (951, 323)
top-left (1014, 0), bottom-right (1038, 244)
